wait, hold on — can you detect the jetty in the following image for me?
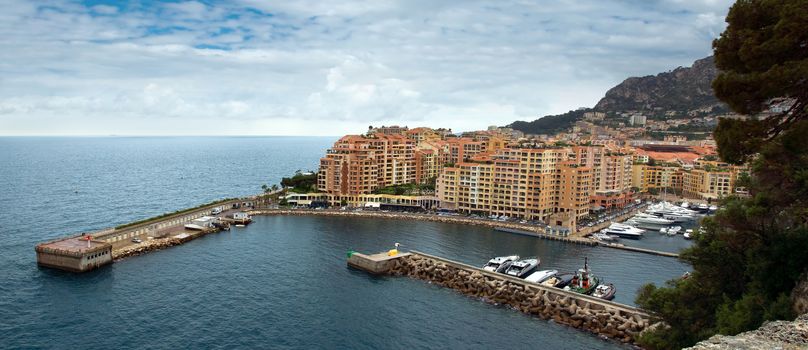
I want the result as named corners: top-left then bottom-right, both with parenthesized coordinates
top-left (348, 250), bottom-right (654, 344)
top-left (35, 198), bottom-right (256, 272)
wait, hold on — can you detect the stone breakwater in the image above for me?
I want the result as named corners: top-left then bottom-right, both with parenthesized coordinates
top-left (386, 251), bottom-right (652, 345)
top-left (112, 228), bottom-right (219, 260)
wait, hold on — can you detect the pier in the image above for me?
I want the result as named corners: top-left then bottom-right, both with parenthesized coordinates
top-left (493, 227), bottom-right (598, 246)
top-left (35, 198), bottom-right (256, 272)
top-left (348, 250), bottom-right (654, 344)
top-left (598, 243), bottom-right (680, 258)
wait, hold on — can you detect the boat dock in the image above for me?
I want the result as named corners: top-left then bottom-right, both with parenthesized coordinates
top-left (493, 227), bottom-right (597, 246)
top-left (348, 250), bottom-right (654, 344)
top-left (598, 243), bottom-right (680, 258)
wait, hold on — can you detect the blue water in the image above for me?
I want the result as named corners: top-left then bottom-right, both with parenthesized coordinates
top-left (0, 137), bottom-right (689, 349)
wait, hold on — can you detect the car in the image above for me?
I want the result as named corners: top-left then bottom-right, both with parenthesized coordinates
top-left (211, 208), bottom-right (222, 215)
top-left (132, 237), bottom-right (142, 243)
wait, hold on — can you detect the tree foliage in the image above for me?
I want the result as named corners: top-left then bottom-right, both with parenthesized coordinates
top-left (281, 172), bottom-right (318, 193)
top-left (636, 1), bottom-right (808, 348)
top-left (712, 0), bottom-right (808, 164)
top-left (508, 109), bottom-right (587, 135)
top-left (637, 121), bottom-right (808, 349)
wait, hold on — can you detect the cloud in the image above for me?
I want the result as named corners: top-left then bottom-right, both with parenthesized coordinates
top-left (0, 0), bottom-right (734, 135)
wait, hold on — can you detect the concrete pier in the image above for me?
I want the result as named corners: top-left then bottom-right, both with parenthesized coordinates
top-left (347, 251), bottom-right (412, 274)
top-left (349, 250), bottom-right (654, 344)
top-left (35, 236), bottom-right (113, 272)
top-left (35, 198), bottom-right (255, 272)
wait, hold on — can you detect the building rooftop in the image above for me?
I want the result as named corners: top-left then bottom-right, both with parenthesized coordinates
top-left (36, 236), bottom-right (110, 254)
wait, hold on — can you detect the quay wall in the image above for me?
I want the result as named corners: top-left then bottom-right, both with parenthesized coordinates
top-left (387, 251), bottom-right (654, 344)
top-left (249, 209), bottom-right (551, 235)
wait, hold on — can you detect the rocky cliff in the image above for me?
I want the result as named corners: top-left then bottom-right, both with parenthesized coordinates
top-left (684, 314), bottom-right (808, 350)
top-left (593, 56), bottom-right (722, 112)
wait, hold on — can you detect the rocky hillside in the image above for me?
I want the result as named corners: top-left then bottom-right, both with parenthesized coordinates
top-left (508, 56), bottom-right (723, 135)
top-left (594, 56), bottom-right (722, 112)
top-left (684, 313), bottom-right (808, 350)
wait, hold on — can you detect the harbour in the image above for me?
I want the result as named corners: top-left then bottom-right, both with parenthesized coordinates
top-left (4, 137), bottom-right (691, 349)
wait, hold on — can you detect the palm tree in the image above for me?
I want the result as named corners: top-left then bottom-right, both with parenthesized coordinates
top-left (261, 184), bottom-right (269, 193)
top-left (270, 184), bottom-right (279, 192)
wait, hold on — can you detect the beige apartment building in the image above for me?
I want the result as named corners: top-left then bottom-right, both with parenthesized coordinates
top-left (437, 148), bottom-right (592, 225)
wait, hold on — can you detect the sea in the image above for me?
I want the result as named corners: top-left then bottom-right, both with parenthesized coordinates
top-left (0, 137), bottom-right (691, 349)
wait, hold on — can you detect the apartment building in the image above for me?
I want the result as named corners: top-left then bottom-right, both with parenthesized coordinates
top-left (437, 148), bottom-right (592, 224)
top-left (318, 134), bottom-right (417, 196)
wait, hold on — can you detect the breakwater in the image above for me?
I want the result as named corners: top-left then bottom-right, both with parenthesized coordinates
top-left (350, 250), bottom-right (654, 345)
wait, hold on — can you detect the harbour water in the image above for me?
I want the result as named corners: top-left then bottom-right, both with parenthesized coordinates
top-left (0, 137), bottom-right (690, 349)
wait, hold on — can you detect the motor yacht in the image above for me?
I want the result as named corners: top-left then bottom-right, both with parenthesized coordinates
top-left (482, 255), bottom-right (519, 273)
top-left (503, 258), bottom-right (539, 278)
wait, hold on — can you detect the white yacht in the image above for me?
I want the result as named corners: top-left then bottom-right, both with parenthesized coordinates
top-left (504, 258), bottom-right (540, 278)
top-left (646, 202), bottom-right (697, 222)
top-left (684, 229), bottom-right (693, 240)
top-left (601, 223), bottom-right (644, 239)
top-left (525, 269), bottom-right (558, 283)
top-left (592, 233), bottom-right (618, 242)
top-left (629, 213), bottom-right (674, 229)
top-left (680, 201), bottom-right (690, 208)
top-left (482, 255), bottom-right (519, 273)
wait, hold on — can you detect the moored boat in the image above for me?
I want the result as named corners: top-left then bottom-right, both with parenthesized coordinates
top-left (684, 229), bottom-right (693, 240)
top-left (601, 223), bottom-right (644, 239)
top-left (592, 233), bottom-right (617, 242)
top-left (525, 269), bottom-right (558, 283)
top-left (563, 258), bottom-right (600, 295)
top-left (591, 283), bottom-right (616, 300)
top-left (542, 272), bottom-right (574, 288)
top-left (482, 255), bottom-right (519, 273)
top-left (504, 258), bottom-right (539, 278)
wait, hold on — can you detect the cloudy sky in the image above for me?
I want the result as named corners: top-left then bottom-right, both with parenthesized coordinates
top-left (0, 0), bottom-right (733, 136)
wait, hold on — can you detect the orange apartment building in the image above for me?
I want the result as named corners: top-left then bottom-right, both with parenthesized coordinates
top-left (318, 134), bottom-right (417, 196)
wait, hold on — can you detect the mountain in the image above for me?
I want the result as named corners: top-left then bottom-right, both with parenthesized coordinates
top-left (508, 109), bottom-right (587, 136)
top-left (508, 56), bottom-right (722, 135)
top-left (594, 56), bottom-right (721, 112)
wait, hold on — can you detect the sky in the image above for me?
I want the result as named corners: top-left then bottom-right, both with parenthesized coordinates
top-left (0, 0), bottom-right (734, 136)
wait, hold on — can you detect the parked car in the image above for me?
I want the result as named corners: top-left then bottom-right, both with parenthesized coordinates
top-left (132, 237), bottom-right (143, 243)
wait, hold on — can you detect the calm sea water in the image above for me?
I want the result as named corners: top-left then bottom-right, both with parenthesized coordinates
top-left (0, 137), bottom-right (689, 349)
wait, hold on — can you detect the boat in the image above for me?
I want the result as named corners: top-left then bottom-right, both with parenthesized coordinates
top-left (667, 226), bottom-right (681, 236)
top-left (659, 227), bottom-right (668, 234)
top-left (708, 205), bottom-right (718, 213)
top-left (482, 255), bottom-right (519, 273)
top-left (629, 213), bottom-right (675, 228)
top-left (525, 269), bottom-right (558, 283)
top-left (646, 202), bottom-right (697, 222)
top-left (684, 229), bottom-right (693, 240)
top-left (601, 223), bottom-right (644, 239)
top-left (542, 272), bottom-right (574, 288)
top-left (695, 203), bottom-right (710, 213)
top-left (680, 201), bottom-right (690, 208)
top-left (592, 233), bottom-right (617, 242)
top-left (504, 258), bottom-right (540, 278)
top-left (591, 283), bottom-right (616, 301)
top-left (563, 258), bottom-right (600, 294)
